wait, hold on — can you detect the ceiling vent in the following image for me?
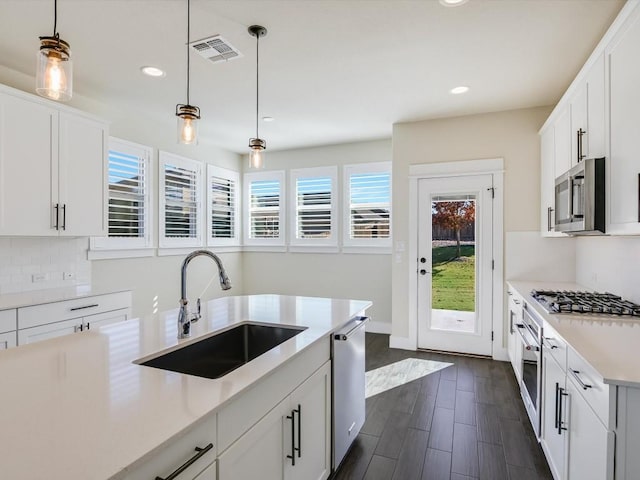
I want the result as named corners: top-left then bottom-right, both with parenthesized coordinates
top-left (189, 35), bottom-right (243, 64)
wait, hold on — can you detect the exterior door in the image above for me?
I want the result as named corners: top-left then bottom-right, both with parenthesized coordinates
top-left (417, 174), bottom-right (494, 356)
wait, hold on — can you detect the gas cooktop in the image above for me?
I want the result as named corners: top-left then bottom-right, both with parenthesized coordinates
top-left (531, 290), bottom-right (640, 317)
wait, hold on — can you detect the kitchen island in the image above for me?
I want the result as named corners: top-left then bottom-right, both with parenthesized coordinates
top-left (0, 294), bottom-right (371, 480)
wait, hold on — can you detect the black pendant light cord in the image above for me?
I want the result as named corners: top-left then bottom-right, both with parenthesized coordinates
top-left (53, 0), bottom-right (59, 39)
top-left (255, 33), bottom-right (260, 139)
top-left (186, 0), bottom-right (191, 105)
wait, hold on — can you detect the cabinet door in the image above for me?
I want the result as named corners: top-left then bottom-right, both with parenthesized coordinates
top-left (84, 308), bottom-right (129, 331)
top-left (554, 108), bottom-right (571, 178)
top-left (194, 461), bottom-right (217, 480)
top-left (586, 53), bottom-right (605, 158)
top-left (0, 331), bottom-right (17, 350)
top-left (607, 8), bottom-right (640, 233)
top-left (540, 127), bottom-right (564, 237)
top-left (570, 85), bottom-right (588, 167)
top-left (507, 308), bottom-right (522, 383)
top-left (58, 112), bottom-right (107, 236)
top-left (566, 377), bottom-right (612, 480)
top-left (0, 93), bottom-right (58, 236)
top-left (218, 398), bottom-right (289, 480)
top-left (287, 362), bottom-right (331, 480)
top-left (18, 318), bottom-right (82, 345)
top-left (541, 352), bottom-right (566, 480)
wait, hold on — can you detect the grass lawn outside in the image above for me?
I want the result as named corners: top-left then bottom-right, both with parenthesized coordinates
top-left (431, 244), bottom-right (475, 312)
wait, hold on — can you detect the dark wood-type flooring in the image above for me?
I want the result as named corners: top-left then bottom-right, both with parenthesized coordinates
top-left (333, 333), bottom-right (553, 480)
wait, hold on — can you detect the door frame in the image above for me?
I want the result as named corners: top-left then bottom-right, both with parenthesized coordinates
top-left (401, 158), bottom-right (506, 361)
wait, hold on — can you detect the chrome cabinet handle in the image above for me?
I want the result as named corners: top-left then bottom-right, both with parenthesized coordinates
top-left (513, 299), bottom-right (521, 305)
top-left (558, 387), bottom-right (568, 434)
top-left (577, 128), bottom-right (586, 162)
top-left (547, 206), bottom-right (554, 232)
top-left (569, 369), bottom-right (593, 390)
top-left (334, 317), bottom-right (369, 341)
top-left (54, 203), bottom-right (60, 230)
top-left (286, 410), bottom-right (296, 466)
top-left (61, 204), bottom-right (66, 230)
top-left (155, 443), bottom-right (213, 480)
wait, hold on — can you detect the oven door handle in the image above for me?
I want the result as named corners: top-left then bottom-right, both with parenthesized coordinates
top-left (515, 324), bottom-right (540, 351)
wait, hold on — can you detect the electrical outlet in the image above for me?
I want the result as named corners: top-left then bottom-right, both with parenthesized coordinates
top-left (32, 273), bottom-right (47, 283)
top-left (63, 272), bottom-right (75, 281)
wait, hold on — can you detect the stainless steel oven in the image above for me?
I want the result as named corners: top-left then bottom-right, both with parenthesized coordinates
top-left (516, 303), bottom-right (543, 438)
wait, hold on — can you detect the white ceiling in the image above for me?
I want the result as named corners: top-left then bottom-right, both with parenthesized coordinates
top-left (0, 0), bottom-right (625, 153)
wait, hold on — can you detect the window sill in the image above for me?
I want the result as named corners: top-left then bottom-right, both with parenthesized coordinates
top-left (242, 245), bottom-right (288, 253)
top-left (341, 246), bottom-right (392, 255)
top-left (88, 248), bottom-right (156, 260)
top-left (288, 245), bottom-right (340, 254)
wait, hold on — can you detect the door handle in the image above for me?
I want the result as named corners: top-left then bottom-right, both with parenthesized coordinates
top-left (558, 387), bottom-right (568, 434)
top-left (419, 257), bottom-right (427, 263)
top-left (286, 409), bottom-right (296, 466)
top-left (54, 203), bottom-right (60, 230)
top-left (295, 404), bottom-right (301, 458)
top-left (419, 269), bottom-right (430, 275)
top-left (547, 206), bottom-right (554, 232)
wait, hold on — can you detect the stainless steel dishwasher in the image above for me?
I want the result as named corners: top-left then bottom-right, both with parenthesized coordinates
top-left (332, 315), bottom-right (369, 470)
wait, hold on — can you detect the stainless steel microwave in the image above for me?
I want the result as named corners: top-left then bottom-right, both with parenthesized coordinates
top-left (554, 157), bottom-right (605, 235)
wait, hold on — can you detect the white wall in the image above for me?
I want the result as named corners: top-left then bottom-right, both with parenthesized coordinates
top-left (391, 106), bottom-right (554, 341)
top-left (576, 236), bottom-right (640, 304)
top-left (241, 139), bottom-right (393, 331)
top-left (505, 232), bottom-right (575, 282)
top-left (0, 66), bottom-right (243, 318)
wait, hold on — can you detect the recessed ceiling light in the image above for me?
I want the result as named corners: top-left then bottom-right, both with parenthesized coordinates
top-left (439, 0), bottom-right (469, 6)
top-left (262, 116), bottom-right (275, 122)
top-left (450, 86), bottom-right (470, 95)
top-left (140, 66), bottom-right (165, 77)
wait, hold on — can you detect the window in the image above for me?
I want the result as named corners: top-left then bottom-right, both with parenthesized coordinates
top-left (289, 166), bottom-right (337, 247)
top-left (207, 165), bottom-right (240, 246)
top-left (90, 137), bottom-right (152, 253)
top-left (159, 151), bottom-right (203, 248)
top-left (344, 162), bottom-right (392, 248)
top-left (244, 171), bottom-right (285, 247)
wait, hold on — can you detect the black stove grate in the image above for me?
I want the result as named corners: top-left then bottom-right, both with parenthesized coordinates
top-left (531, 290), bottom-right (640, 317)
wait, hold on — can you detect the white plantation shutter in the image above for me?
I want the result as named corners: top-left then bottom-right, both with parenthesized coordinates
top-left (159, 152), bottom-right (203, 248)
top-left (344, 162), bottom-right (392, 247)
top-left (108, 150), bottom-right (146, 238)
top-left (207, 165), bottom-right (239, 246)
top-left (90, 138), bottom-right (152, 251)
top-left (244, 171), bottom-right (285, 245)
top-left (250, 179), bottom-right (280, 238)
top-left (290, 166), bottom-right (337, 246)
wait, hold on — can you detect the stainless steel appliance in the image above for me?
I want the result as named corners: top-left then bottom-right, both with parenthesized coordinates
top-left (554, 157), bottom-right (605, 234)
top-left (531, 290), bottom-right (640, 316)
top-left (516, 303), bottom-right (543, 437)
top-left (332, 316), bottom-right (368, 470)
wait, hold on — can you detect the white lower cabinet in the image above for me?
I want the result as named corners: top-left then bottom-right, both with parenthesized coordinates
top-left (0, 331), bottom-right (16, 349)
top-left (565, 375), bottom-right (612, 480)
top-left (18, 317), bottom-right (82, 345)
top-left (507, 290), bottom-right (523, 383)
top-left (541, 349), bottom-right (567, 480)
top-left (218, 361), bottom-right (331, 480)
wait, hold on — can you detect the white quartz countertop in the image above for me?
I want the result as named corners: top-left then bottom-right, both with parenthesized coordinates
top-left (508, 280), bottom-right (640, 388)
top-left (0, 284), bottom-right (130, 310)
top-left (0, 294), bottom-right (371, 480)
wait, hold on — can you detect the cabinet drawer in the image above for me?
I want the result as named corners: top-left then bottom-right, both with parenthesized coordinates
top-left (18, 291), bottom-right (131, 329)
top-left (0, 309), bottom-right (16, 333)
top-left (543, 322), bottom-right (567, 372)
top-left (124, 413), bottom-right (217, 480)
top-left (567, 347), bottom-right (610, 427)
top-left (507, 289), bottom-right (523, 317)
top-left (0, 331), bottom-right (17, 350)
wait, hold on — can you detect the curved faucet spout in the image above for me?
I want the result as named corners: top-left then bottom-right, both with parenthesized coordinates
top-left (178, 250), bottom-right (232, 339)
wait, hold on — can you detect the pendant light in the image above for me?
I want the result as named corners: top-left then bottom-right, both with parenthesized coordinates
top-left (248, 25), bottom-right (267, 169)
top-left (176, 0), bottom-right (200, 145)
top-left (36, 0), bottom-right (72, 102)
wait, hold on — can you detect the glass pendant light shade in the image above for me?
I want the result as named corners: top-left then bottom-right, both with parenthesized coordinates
top-left (36, 36), bottom-right (72, 102)
top-left (249, 138), bottom-right (266, 169)
top-left (176, 104), bottom-right (200, 145)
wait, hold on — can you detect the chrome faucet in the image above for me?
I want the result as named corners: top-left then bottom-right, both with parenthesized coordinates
top-left (178, 250), bottom-right (232, 339)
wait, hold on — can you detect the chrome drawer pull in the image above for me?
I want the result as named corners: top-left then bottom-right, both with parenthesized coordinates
top-left (544, 337), bottom-right (559, 350)
top-left (570, 369), bottom-right (593, 390)
top-left (155, 443), bottom-right (213, 480)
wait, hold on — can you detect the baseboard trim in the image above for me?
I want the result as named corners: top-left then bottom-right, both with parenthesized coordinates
top-left (492, 346), bottom-right (509, 362)
top-left (365, 321), bottom-right (391, 335)
top-left (389, 335), bottom-right (416, 351)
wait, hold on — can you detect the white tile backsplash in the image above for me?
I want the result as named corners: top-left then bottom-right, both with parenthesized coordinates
top-left (505, 231), bottom-right (576, 282)
top-left (0, 237), bottom-right (90, 294)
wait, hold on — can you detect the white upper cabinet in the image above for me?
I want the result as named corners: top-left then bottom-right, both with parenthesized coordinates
top-left (607, 6), bottom-right (640, 234)
top-left (0, 93), bottom-right (58, 236)
top-left (0, 86), bottom-right (107, 237)
top-left (553, 108), bottom-right (572, 178)
top-left (586, 53), bottom-right (606, 159)
top-left (540, 126), bottom-right (565, 237)
top-left (570, 85), bottom-right (588, 167)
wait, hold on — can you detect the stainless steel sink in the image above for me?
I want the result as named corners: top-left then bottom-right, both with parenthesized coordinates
top-left (137, 323), bottom-right (306, 379)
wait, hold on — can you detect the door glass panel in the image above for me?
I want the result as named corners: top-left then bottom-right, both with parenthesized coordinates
top-left (431, 195), bottom-right (476, 333)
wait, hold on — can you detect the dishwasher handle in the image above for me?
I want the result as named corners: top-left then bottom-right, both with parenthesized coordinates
top-left (334, 316), bottom-right (369, 341)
